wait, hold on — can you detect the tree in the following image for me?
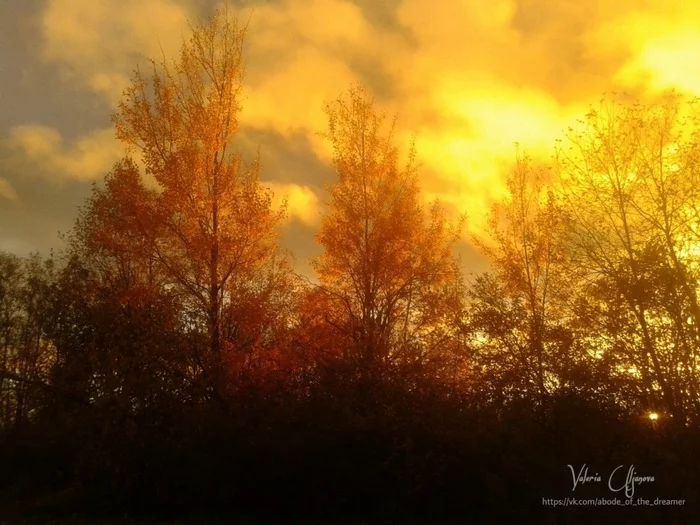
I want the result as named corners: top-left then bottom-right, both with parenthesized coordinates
top-left (555, 93), bottom-right (700, 423)
top-left (311, 85), bottom-right (465, 383)
top-left (470, 150), bottom-right (576, 412)
top-left (109, 8), bottom-right (294, 402)
top-left (0, 252), bottom-right (56, 428)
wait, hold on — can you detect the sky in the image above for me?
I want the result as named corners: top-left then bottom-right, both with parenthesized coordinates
top-left (2, 0), bottom-right (700, 278)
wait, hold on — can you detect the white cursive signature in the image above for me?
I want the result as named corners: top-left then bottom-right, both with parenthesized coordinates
top-left (568, 464), bottom-right (602, 491)
top-left (568, 464), bottom-right (655, 498)
top-left (608, 464), bottom-right (655, 498)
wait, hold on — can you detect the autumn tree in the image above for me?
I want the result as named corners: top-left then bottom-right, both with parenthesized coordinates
top-left (469, 150), bottom-right (577, 412)
top-left (311, 85), bottom-right (465, 384)
top-left (48, 164), bottom-right (191, 422)
top-left (105, 8), bottom-right (295, 402)
top-left (0, 252), bottom-right (56, 428)
top-left (69, 158), bottom-right (160, 292)
top-left (555, 93), bottom-right (700, 423)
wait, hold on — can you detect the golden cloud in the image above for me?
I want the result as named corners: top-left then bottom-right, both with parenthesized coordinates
top-left (9, 126), bottom-right (124, 181)
top-left (0, 178), bottom-right (18, 201)
top-left (266, 182), bottom-right (321, 227)
top-left (40, 0), bottom-right (191, 103)
top-left (241, 0), bottom-right (406, 163)
top-left (32, 0), bottom-right (700, 242)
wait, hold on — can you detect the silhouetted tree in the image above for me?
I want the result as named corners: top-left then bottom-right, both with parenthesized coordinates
top-left (555, 93), bottom-right (700, 423)
top-left (0, 252), bottom-right (56, 428)
top-left (110, 8), bottom-right (295, 403)
top-left (310, 85), bottom-right (466, 387)
top-left (469, 150), bottom-right (576, 414)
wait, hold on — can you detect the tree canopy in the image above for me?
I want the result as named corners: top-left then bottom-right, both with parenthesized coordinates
top-left (2, 9), bottom-right (700, 524)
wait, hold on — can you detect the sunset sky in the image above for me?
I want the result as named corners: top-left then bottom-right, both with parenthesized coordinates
top-left (1, 0), bottom-right (699, 276)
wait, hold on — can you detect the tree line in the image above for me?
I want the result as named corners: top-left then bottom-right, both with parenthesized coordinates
top-left (1, 9), bottom-right (699, 524)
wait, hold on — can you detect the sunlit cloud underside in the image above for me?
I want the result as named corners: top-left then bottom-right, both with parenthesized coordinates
top-left (6, 0), bottom-right (700, 247)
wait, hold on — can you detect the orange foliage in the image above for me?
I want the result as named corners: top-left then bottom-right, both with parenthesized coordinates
top-left (311, 85), bottom-right (466, 378)
top-left (74, 8), bottom-right (295, 402)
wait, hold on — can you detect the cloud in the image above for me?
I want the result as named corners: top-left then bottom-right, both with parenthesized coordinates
top-left (0, 178), bottom-right (18, 201)
top-left (241, 0), bottom-right (406, 162)
top-left (384, 0), bottom-right (700, 234)
top-left (266, 182), bottom-right (321, 227)
top-left (0, 238), bottom-right (36, 256)
top-left (30, 0), bottom-right (700, 246)
top-left (612, 28), bottom-right (700, 95)
top-left (40, 0), bottom-right (192, 103)
top-left (8, 125), bottom-right (124, 180)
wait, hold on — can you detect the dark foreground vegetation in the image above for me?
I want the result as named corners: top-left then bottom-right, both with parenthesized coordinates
top-left (2, 7), bottom-right (700, 524)
top-left (0, 384), bottom-right (698, 524)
